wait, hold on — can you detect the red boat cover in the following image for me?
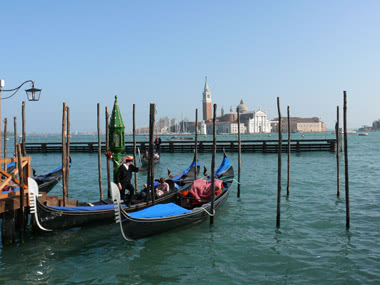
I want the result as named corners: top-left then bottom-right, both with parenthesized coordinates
top-left (189, 179), bottom-right (224, 201)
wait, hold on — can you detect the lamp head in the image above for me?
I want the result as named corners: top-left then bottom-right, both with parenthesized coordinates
top-left (25, 82), bottom-right (41, 101)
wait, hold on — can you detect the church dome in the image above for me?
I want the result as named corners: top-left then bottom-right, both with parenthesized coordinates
top-left (236, 99), bottom-right (248, 113)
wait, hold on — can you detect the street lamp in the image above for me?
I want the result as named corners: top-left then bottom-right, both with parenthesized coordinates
top-left (0, 79), bottom-right (42, 101)
top-left (0, 79), bottom-right (42, 161)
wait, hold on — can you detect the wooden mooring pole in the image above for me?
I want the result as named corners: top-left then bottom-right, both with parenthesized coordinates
top-left (276, 97), bottom-right (282, 229)
top-left (335, 106), bottom-right (340, 198)
top-left (97, 103), bottom-right (103, 200)
top-left (3, 118), bottom-right (7, 171)
top-left (343, 91), bottom-right (350, 230)
top-left (286, 106), bottom-right (290, 198)
top-left (210, 104), bottom-right (217, 225)
top-left (237, 111), bottom-right (241, 198)
top-left (22, 101), bottom-right (26, 156)
top-left (62, 102), bottom-right (67, 206)
top-left (17, 144), bottom-right (25, 243)
top-left (66, 106), bottom-right (70, 196)
top-left (106, 106), bottom-right (111, 199)
top-left (194, 109), bottom-right (198, 181)
top-left (133, 104), bottom-right (138, 192)
top-left (149, 103), bottom-right (156, 205)
top-left (13, 117), bottom-right (17, 156)
top-left (0, 87), bottom-right (1, 166)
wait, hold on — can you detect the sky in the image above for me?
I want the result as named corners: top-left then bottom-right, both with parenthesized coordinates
top-left (1, 0), bottom-right (380, 133)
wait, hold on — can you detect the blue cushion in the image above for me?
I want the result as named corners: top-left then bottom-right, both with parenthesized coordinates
top-left (129, 203), bottom-right (191, 218)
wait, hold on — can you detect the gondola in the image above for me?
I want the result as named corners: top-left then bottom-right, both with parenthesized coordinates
top-left (29, 158), bottom-right (200, 231)
top-left (33, 162), bottom-right (72, 193)
top-left (112, 153), bottom-right (234, 241)
top-left (140, 151), bottom-right (160, 166)
top-left (5, 161), bottom-right (71, 193)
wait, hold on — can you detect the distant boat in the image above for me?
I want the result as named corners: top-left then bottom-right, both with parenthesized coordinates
top-left (171, 136), bottom-right (193, 141)
top-left (141, 151), bottom-right (160, 166)
top-left (358, 133), bottom-right (369, 136)
top-left (341, 130), bottom-right (357, 134)
top-left (6, 161), bottom-right (71, 193)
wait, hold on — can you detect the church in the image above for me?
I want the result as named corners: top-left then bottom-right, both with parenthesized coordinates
top-left (200, 77), bottom-right (272, 134)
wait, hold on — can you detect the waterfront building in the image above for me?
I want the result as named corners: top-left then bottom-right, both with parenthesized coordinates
top-left (218, 122), bottom-right (246, 134)
top-left (199, 121), bottom-right (207, 135)
top-left (271, 117), bottom-right (327, 133)
top-left (206, 121), bottom-right (246, 134)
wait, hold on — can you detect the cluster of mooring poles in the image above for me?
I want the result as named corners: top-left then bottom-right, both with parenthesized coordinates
top-left (60, 100), bottom-right (239, 227)
top-left (275, 91), bottom-right (350, 231)
top-left (0, 100), bottom-right (33, 245)
top-left (1, 89), bottom-right (351, 245)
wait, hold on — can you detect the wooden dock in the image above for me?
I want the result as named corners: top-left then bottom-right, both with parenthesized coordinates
top-left (25, 139), bottom-right (338, 153)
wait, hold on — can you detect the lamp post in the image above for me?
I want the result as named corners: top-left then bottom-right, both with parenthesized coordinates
top-left (0, 79), bottom-right (42, 160)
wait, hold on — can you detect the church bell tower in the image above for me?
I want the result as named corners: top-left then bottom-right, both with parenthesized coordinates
top-left (202, 76), bottom-right (212, 121)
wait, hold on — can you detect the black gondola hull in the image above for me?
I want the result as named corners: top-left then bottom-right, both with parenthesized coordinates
top-left (37, 176), bottom-right (61, 193)
top-left (120, 190), bottom-right (230, 239)
top-left (33, 158), bottom-right (199, 231)
top-left (35, 191), bottom-right (181, 230)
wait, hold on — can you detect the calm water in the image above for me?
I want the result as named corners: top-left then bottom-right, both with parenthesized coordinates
top-left (0, 133), bottom-right (379, 284)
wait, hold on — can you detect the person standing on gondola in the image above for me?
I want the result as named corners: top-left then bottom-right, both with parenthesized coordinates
top-left (116, 156), bottom-right (140, 206)
top-left (154, 136), bottom-right (162, 153)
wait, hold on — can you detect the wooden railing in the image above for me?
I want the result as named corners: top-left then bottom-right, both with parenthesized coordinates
top-left (0, 157), bottom-right (31, 211)
top-left (25, 139), bottom-right (338, 153)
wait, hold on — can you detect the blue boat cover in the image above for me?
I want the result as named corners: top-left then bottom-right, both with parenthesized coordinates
top-left (37, 162), bottom-right (72, 178)
top-left (129, 202), bottom-right (191, 219)
top-left (7, 162), bottom-right (16, 168)
top-left (172, 160), bottom-right (200, 181)
top-left (215, 156), bottom-right (231, 177)
top-left (2, 187), bottom-right (20, 194)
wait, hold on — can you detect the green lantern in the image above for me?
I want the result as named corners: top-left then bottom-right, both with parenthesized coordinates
top-left (109, 95), bottom-right (125, 181)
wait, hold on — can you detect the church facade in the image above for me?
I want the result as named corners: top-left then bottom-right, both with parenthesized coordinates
top-left (237, 101), bottom-right (272, 134)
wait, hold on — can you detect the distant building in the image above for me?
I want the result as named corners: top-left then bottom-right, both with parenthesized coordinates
top-left (200, 99), bottom-right (271, 134)
top-left (234, 100), bottom-right (272, 133)
top-left (372, 119), bottom-right (380, 130)
top-left (271, 117), bottom-right (327, 133)
top-left (199, 121), bottom-right (207, 135)
top-left (202, 77), bottom-right (212, 121)
top-left (219, 112), bottom-right (237, 122)
top-left (206, 121), bottom-right (246, 134)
